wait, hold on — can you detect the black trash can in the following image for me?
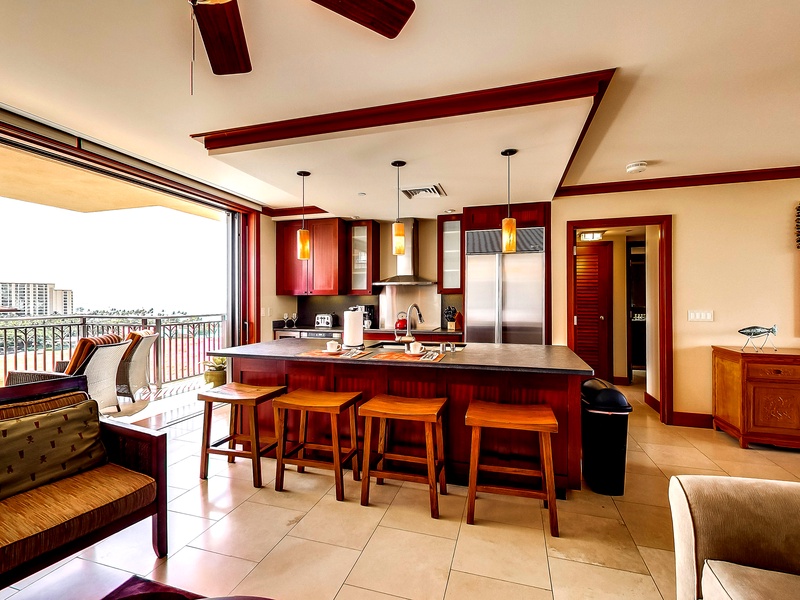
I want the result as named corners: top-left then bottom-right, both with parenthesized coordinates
top-left (581, 378), bottom-right (633, 495)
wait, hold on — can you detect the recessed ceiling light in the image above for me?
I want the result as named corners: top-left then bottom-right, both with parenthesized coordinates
top-left (357, 192), bottom-right (366, 196)
top-left (626, 161), bottom-right (648, 174)
top-left (444, 209), bottom-right (456, 214)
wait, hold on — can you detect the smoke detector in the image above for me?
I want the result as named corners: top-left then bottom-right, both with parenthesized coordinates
top-left (626, 161), bottom-right (648, 174)
top-left (401, 184), bottom-right (447, 199)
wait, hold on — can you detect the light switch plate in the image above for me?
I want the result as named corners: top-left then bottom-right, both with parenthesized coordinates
top-left (688, 310), bottom-right (714, 322)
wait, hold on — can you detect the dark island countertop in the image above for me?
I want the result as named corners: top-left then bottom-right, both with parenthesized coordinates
top-left (210, 338), bottom-right (592, 376)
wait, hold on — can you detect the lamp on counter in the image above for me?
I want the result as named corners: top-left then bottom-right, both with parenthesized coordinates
top-left (297, 170), bottom-right (310, 260)
top-left (501, 148), bottom-right (517, 253)
top-left (391, 160), bottom-right (406, 255)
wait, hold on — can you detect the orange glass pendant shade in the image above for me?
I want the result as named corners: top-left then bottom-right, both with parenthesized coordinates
top-left (297, 227), bottom-right (310, 260)
top-left (502, 217), bottom-right (517, 253)
top-left (392, 221), bottom-right (405, 255)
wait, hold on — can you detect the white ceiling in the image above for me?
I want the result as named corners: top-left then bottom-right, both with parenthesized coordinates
top-left (1, 1), bottom-right (799, 219)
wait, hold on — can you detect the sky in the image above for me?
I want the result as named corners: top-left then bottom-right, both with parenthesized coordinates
top-left (0, 197), bottom-right (228, 315)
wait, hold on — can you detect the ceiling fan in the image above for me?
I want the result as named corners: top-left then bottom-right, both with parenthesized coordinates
top-left (190, 0), bottom-right (416, 76)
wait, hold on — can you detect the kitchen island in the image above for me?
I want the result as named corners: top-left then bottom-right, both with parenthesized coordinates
top-left (210, 339), bottom-right (592, 490)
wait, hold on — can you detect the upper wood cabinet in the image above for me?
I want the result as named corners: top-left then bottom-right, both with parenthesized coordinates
top-left (463, 201), bottom-right (550, 231)
top-left (347, 220), bottom-right (380, 295)
top-left (437, 214), bottom-right (463, 294)
top-left (275, 218), bottom-right (346, 295)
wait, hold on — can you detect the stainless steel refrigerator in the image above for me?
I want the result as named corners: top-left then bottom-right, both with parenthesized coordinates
top-left (464, 227), bottom-right (545, 344)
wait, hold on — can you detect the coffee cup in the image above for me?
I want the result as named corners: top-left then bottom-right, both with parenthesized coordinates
top-left (409, 341), bottom-right (423, 354)
top-left (326, 341), bottom-right (342, 352)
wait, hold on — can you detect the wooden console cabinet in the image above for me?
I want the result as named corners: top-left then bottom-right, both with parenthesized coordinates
top-left (712, 346), bottom-right (800, 448)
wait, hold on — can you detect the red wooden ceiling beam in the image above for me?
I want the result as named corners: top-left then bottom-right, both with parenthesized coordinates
top-left (192, 69), bottom-right (616, 152)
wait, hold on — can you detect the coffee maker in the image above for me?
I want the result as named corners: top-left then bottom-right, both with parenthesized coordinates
top-left (350, 305), bottom-right (376, 329)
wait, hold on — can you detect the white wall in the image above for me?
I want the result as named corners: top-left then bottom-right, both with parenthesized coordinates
top-left (260, 216), bottom-right (297, 341)
top-left (552, 179), bottom-right (800, 415)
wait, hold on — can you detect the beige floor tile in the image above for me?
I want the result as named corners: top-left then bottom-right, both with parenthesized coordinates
top-left (639, 443), bottom-right (720, 470)
top-left (233, 536), bottom-right (360, 600)
top-left (629, 426), bottom-right (694, 447)
top-left (674, 426), bottom-right (739, 445)
top-left (755, 448), bottom-right (800, 478)
top-left (452, 519), bottom-right (549, 589)
top-left (544, 510), bottom-right (648, 574)
top-left (190, 500), bottom-right (305, 560)
top-left (689, 440), bottom-right (778, 465)
top-left (638, 547), bottom-right (676, 600)
top-left (347, 526), bottom-right (455, 600)
top-left (402, 481), bottom-right (469, 497)
top-left (615, 501), bottom-right (674, 551)
top-left (445, 570), bottom-right (553, 599)
top-left (466, 490), bottom-right (543, 530)
top-left (290, 492), bottom-right (386, 550)
top-left (626, 450), bottom-right (662, 476)
top-left (80, 509), bottom-right (211, 574)
top-left (558, 487), bottom-right (620, 520)
top-left (549, 557), bottom-right (662, 599)
top-left (657, 465), bottom-right (728, 479)
top-left (714, 460), bottom-right (799, 481)
top-left (336, 585), bottom-right (405, 599)
top-left (212, 455), bottom-right (279, 484)
top-left (380, 485), bottom-right (466, 539)
top-left (168, 454), bottom-right (210, 489)
top-left (3, 558), bottom-right (130, 600)
top-left (167, 473), bottom-right (261, 520)
top-left (148, 545), bottom-right (256, 597)
top-left (249, 469), bottom-right (335, 511)
top-left (166, 438), bottom-right (200, 466)
top-left (627, 435), bottom-right (643, 452)
top-left (612, 472), bottom-right (670, 508)
top-left (330, 473), bottom-right (403, 506)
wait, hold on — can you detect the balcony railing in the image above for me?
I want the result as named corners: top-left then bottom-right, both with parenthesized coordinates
top-left (0, 314), bottom-right (227, 387)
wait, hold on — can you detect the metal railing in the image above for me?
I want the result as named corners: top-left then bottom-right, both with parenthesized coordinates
top-left (0, 314), bottom-right (227, 387)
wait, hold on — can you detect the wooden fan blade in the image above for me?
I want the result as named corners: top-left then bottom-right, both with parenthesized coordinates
top-left (310, 0), bottom-right (416, 39)
top-left (192, 0), bottom-right (252, 75)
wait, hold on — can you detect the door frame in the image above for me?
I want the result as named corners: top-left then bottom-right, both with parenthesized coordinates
top-left (566, 215), bottom-right (674, 424)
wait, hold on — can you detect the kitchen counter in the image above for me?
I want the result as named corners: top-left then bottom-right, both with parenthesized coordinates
top-left (211, 339), bottom-right (591, 490)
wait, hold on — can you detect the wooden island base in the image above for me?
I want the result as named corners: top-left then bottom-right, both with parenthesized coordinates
top-left (216, 339), bottom-right (593, 491)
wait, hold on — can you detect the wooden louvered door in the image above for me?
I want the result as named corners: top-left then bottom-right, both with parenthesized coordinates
top-left (574, 243), bottom-right (613, 381)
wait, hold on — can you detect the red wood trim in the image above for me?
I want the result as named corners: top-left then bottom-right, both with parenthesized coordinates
top-left (262, 205), bottom-right (328, 218)
top-left (556, 166), bottom-right (800, 197)
top-left (644, 391), bottom-right (659, 413)
top-left (0, 120), bottom-right (258, 214)
top-left (567, 215), bottom-right (673, 422)
top-left (436, 213), bottom-right (464, 294)
top-left (245, 212), bottom-right (260, 343)
top-left (612, 376), bottom-right (630, 386)
top-left (672, 412), bottom-right (713, 429)
top-left (192, 69), bottom-right (617, 151)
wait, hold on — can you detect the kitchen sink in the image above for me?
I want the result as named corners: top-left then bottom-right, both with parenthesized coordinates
top-left (367, 342), bottom-right (466, 351)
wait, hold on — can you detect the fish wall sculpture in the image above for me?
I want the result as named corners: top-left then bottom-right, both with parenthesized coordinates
top-left (738, 324), bottom-right (778, 352)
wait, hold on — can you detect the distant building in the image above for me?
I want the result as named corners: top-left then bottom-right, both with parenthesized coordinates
top-left (0, 282), bottom-right (74, 316)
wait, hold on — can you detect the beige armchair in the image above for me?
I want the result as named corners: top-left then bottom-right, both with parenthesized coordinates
top-left (116, 331), bottom-right (159, 401)
top-left (669, 475), bottom-right (800, 599)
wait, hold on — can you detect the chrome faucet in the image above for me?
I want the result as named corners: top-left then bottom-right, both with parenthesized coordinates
top-left (395, 303), bottom-right (424, 351)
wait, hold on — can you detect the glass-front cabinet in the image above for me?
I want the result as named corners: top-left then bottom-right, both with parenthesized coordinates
top-left (437, 214), bottom-right (463, 294)
top-left (348, 220), bottom-right (380, 295)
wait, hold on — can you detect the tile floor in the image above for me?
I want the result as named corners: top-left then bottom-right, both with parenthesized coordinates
top-left (3, 378), bottom-right (800, 600)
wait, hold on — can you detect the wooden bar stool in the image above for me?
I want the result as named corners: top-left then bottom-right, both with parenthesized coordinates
top-left (465, 400), bottom-right (559, 537)
top-left (273, 388), bottom-right (361, 501)
top-left (359, 393), bottom-right (447, 518)
top-left (199, 382), bottom-right (287, 488)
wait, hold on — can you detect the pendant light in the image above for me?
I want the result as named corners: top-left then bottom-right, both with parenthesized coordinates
top-left (391, 160), bottom-right (406, 255)
top-left (297, 170), bottom-right (310, 260)
top-left (501, 148), bottom-right (517, 253)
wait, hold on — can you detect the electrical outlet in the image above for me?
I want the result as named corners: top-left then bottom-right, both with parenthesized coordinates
top-left (688, 310), bottom-right (714, 322)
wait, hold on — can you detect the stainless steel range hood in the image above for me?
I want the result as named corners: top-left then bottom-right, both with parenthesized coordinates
top-left (373, 218), bottom-right (436, 286)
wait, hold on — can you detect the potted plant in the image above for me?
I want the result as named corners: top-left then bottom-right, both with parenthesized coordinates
top-left (202, 356), bottom-right (227, 388)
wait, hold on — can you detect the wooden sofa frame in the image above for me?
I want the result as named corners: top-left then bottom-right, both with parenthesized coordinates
top-left (0, 376), bottom-right (168, 588)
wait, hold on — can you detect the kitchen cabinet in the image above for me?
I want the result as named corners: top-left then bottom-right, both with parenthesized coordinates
top-left (463, 201), bottom-right (550, 231)
top-left (712, 346), bottom-right (800, 449)
top-left (347, 220), bottom-right (380, 295)
top-left (437, 214), bottom-right (463, 294)
top-left (275, 218), bottom-right (346, 295)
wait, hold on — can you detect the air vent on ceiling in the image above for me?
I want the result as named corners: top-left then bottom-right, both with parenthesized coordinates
top-left (400, 184), bottom-right (447, 199)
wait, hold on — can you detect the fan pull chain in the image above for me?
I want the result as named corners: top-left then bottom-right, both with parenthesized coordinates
top-left (190, 8), bottom-right (196, 96)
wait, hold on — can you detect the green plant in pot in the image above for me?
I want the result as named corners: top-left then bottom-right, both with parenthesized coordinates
top-left (202, 356), bottom-right (227, 388)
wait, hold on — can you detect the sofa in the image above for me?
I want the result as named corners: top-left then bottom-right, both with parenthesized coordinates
top-left (0, 376), bottom-right (167, 588)
top-left (669, 474), bottom-right (800, 599)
